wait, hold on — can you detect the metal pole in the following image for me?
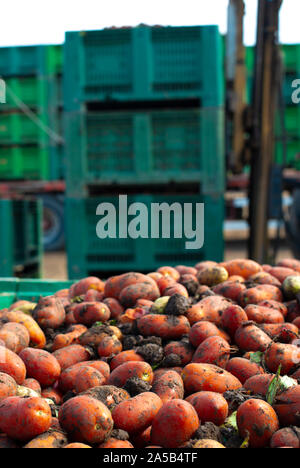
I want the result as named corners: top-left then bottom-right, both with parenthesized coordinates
top-left (248, 0), bottom-right (282, 263)
top-left (226, 0), bottom-right (246, 174)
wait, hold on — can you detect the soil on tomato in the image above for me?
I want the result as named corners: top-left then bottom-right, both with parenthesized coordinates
top-left (136, 343), bottom-right (164, 365)
top-left (123, 335), bottom-right (144, 350)
top-left (180, 278), bottom-right (199, 296)
top-left (223, 389), bottom-right (265, 413)
top-left (191, 422), bottom-right (223, 444)
top-left (164, 294), bottom-right (191, 316)
top-left (123, 377), bottom-right (152, 396)
top-left (159, 353), bottom-right (181, 368)
top-left (81, 385), bottom-right (129, 410)
top-left (220, 426), bottom-right (244, 449)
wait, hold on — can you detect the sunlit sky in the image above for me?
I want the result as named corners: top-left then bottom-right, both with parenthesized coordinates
top-left (1, 0), bottom-right (299, 47)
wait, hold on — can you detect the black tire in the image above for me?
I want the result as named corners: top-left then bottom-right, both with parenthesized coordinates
top-left (285, 189), bottom-right (300, 259)
top-left (39, 195), bottom-right (65, 251)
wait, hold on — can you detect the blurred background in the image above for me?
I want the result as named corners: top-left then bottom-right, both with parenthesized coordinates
top-left (0, 0), bottom-right (299, 280)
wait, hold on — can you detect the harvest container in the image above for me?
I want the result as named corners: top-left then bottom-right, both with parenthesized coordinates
top-left (275, 138), bottom-right (300, 170)
top-left (245, 45), bottom-right (300, 105)
top-left (64, 25), bottom-right (224, 110)
top-left (0, 112), bottom-right (49, 145)
top-left (46, 45), bottom-right (63, 76)
top-left (281, 106), bottom-right (300, 137)
top-left (274, 105), bottom-right (300, 169)
top-left (282, 44), bottom-right (300, 72)
top-left (0, 198), bottom-right (43, 277)
top-left (65, 107), bottom-right (224, 196)
top-left (0, 76), bottom-right (48, 110)
top-left (244, 44), bottom-right (300, 170)
top-left (0, 146), bottom-right (49, 180)
top-left (0, 44), bottom-right (63, 78)
top-left (0, 71), bottom-right (63, 180)
top-left (245, 44), bottom-right (300, 74)
top-left (0, 44), bottom-right (64, 181)
top-left (66, 193), bottom-right (224, 279)
top-left (0, 46), bottom-right (46, 77)
top-left (0, 279), bottom-right (74, 307)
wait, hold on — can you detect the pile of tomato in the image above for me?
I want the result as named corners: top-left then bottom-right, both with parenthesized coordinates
top-left (0, 258), bottom-right (300, 449)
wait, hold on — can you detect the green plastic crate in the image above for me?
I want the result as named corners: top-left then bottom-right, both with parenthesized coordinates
top-left (246, 45), bottom-right (300, 105)
top-left (275, 138), bottom-right (300, 169)
top-left (66, 193), bottom-right (224, 279)
top-left (0, 199), bottom-right (43, 278)
top-left (280, 106), bottom-right (300, 137)
top-left (0, 45), bottom-right (63, 78)
top-left (64, 25), bottom-right (224, 110)
top-left (274, 106), bottom-right (300, 169)
top-left (245, 46), bottom-right (255, 75)
top-left (0, 112), bottom-right (63, 181)
top-left (0, 146), bottom-right (49, 180)
top-left (0, 279), bottom-right (74, 307)
top-left (0, 278), bottom-right (19, 308)
top-left (13, 200), bottom-right (43, 270)
top-left (1, 76), bottom-right (48, 110)
top-left (0, 45), bottom-right (64, 182)
top-left (0, 112), bottom-right (49, 145)
top-left (65, 107), bottom-right (224, 196)
top-left (282, 44), bottom-right (300, 72)
top-left (0, 46), bottom-right (46, 77)
top-left (246, 44), bottom-right (300, 75)
top-left (227, 41), bottom-right (300, 171)
top-left (46, 45), bottom-right (63, 76)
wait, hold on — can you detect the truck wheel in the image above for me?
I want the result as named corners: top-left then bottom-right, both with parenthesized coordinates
top-left (39, 195), bottom-right (65, 251)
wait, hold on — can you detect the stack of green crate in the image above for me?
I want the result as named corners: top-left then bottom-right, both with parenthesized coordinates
top-left (275, 45), bottom-right (300, 170)
top-left (64, 25), bottom-right (225, 278)
top-left (0, 198), bottom-right (43, 277)
top-left (0, 45), bottom-right (64, 180)
top-left (245, 44), bottom-right (300, 170)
